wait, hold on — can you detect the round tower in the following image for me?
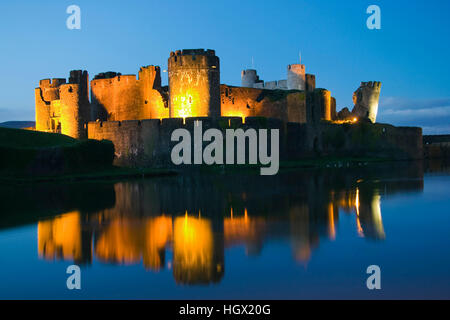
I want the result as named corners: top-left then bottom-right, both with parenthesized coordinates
top-left (168, 49), bottom-right (220, 119)
top-left (59, 71), bottom-right (90, 139)
top-left (287, 64), bottom-right (306, 90)
top-left (241, 69), bottom-right (259, 88)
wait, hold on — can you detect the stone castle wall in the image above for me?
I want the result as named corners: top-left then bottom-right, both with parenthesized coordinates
top-left (220, 85), bottom-right (307, 123)
top-left (88, 116), bottom-right (423, 168)
top-left (91, 66), bottom-right (168, 122)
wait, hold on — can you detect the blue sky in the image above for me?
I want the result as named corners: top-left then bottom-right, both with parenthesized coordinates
top-left (0, 0), bottom-right (449, 133)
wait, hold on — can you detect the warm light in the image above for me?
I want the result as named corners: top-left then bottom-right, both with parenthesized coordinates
top-left (328, 203), bottom-right (336, 240)
top-left (172, 90), bottom-right (197, 119)
top-left (371, 194), bottom-right (385, 239)
top-left (355, 188), bottom-right (364, 237)
top-left (353, 117), bottom-right (358, 122)
top-left (355, 188), bottom-right (360, 216)
top-left (224, 213), bottom-right (266, 249)
top-left (173, 215), bottom-right (215, 284)
top-left (222, 109), bottom-right (246, 124)
top-left (38, 211), bottom-right (83, 261)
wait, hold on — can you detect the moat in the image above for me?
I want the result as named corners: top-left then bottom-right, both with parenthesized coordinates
top-left (1, 161), bottom-right (449, 299)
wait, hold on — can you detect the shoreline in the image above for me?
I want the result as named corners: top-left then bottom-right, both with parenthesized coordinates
top-left (0, 156), bottom-right (423, 185)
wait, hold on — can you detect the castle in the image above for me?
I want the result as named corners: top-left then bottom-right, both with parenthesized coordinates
top-left (35, 48), bottom-right (382, 139)
top-left (34, 49), bottom-right (421, 168)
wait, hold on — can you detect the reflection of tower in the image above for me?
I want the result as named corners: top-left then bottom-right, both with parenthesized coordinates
top-left (168, 49), bottom-right (220, 118)
top-left (94, 219), bottom-right (145, 265)
top-left (173, 215), bottom-right (224, 284)
top-left (289, 204), bottom-right (318, 263)
top-left (358, 193), bottom-right (385, 240)
top-left (93, 216), bottom-right (173, 269)
top-left (143, 216), bottom-right (173, 270)
top-left (38, 211), bottom-right (92, 264)
top-left (224, 207), bottom-right (266, 256)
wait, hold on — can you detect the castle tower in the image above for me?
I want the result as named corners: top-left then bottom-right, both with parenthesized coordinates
top-left (138, 66), bottom-right (168, 119)
top-left (287, 64), bottom-right (306, 90)
top-left (35, 78), bottom-right (66, 132)
top-left (352, 81), bottom-right (382, 123)
top-left (168, 49), bottom-right (220, 119)
top-left (305, 74), bottom-right (316, 92)
top-left (241, 69), bottom-right (262, 88)
top-left (60, 70), bottom-right (90, 139)
top-left (310, 89), bottom-right (331, 122)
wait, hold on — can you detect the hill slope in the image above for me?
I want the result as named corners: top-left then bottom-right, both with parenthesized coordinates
top-left (0, 121), bottom-right (35, 129)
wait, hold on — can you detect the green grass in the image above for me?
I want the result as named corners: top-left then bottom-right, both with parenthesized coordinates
top-left (0, 127), bottom-right (76, 148)
top-left (0, 127), bottom-right (176, 184)
top-left (0, 127), bottom-right (115, 178)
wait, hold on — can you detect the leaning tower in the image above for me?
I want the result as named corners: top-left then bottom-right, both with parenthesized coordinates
top-left (168, 49), bottom-right (221, 119)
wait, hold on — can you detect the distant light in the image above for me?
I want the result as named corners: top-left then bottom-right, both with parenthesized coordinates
top-left (353, 117), bottom-right (358, 122)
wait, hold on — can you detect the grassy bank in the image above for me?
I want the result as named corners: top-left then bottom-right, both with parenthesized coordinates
top-left (0, 127), bottom-right (114, 177)
top-left (0, 127), bottom-right (176, 183)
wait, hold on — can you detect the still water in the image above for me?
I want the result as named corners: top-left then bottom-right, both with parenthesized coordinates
top-left (0, 161), bottom-right (449, 299)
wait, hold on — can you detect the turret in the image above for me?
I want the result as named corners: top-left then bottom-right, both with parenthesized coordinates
top-left (287, 64), bottom-right (306, 90)
top-left (241, 69), bottom-right (263, 88)
top-left (59, 71), bottom-right (90, 139)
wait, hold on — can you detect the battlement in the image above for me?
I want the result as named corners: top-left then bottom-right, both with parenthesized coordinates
top-left (139, 65), bottom-right (160, 73)
top-left (288, 64), bottom-right (305, 72)
top-left (91, 74), bottom-right (138, 87)
top-left (39, 78), bottom-right (67, 88)
top-left (93, 71), bottom-right (121, 80)
top-left (170, 49), bottom-right (216, 57)
top-left (168, 48), bottom-right (219, 69)
top-left (242, 69), bottom-right (257, 76)
top-left (360, 81), bottom-right (382, 89)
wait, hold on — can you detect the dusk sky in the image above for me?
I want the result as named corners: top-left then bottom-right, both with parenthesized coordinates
top-left (0, 0), bottom-right (449, 133)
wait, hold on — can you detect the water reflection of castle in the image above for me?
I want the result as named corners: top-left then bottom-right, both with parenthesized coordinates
top-left (37, 162), bottom-right (424, 285)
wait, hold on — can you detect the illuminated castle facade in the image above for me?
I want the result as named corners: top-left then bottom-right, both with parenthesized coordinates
top-left (35, 48), bottom-right (382, 140)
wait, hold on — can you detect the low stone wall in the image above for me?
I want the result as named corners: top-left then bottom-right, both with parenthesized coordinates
top-left (87, 117), bottom-right (423, 167)
top-left (313, 122), bottom-right (423, 160)
top-left (423, 135), bottom-right (450, 159)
